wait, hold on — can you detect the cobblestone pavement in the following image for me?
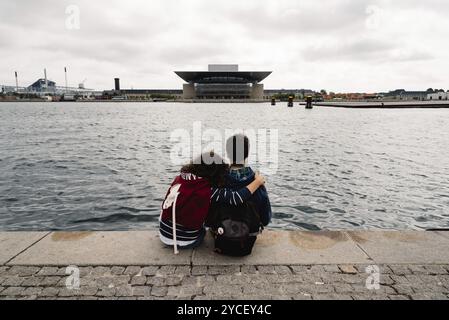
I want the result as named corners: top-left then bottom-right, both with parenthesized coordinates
top-left (0, 265), bottom-right (448, 300)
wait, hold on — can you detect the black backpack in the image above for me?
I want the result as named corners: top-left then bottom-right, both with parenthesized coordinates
top-left (206, 202), bottom-right (263, 257)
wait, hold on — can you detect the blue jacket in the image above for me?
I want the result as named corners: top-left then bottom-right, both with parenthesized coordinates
top-left (225, 167), bottom-right (272, 226)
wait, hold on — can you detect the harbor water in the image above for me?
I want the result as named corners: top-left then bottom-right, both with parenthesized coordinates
top-left (0, 102), bottom-right (448, 231)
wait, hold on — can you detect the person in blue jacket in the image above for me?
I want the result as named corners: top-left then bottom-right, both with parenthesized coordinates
top-left (223, 134), bottom-right (272, 226)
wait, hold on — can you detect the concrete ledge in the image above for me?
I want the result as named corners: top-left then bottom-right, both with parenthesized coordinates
top-left (192, 230), bottom-right (371, 265)
top-left (6, 231), bottom-right (191, 266)
top-left (348, 231), bottom-right (449, 264)
top-left (1, 230), bottom-right (449, 266)
top-left (0, 232), bottom-right (50, 264)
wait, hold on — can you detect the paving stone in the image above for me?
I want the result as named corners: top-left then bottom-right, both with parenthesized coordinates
top-left (389, 265), bottom-right (412, 275)
top-left (257, 266), bottom-right (276, 274)
top-left (323, 265), bottom-right (341, 273)
top-left (37, 267), bottom-right (62, 276)
top-left (411, 292), bottom-right (448, 300)
top-left (290, 266), bottom-right (312, 274)
top-left (39, 287), bottom-right (60, 297)
top-left (339, 265), bottom-right (358, 274)
top-left (123, 266), bottom-right (141, 276)
top-left (97, 287), bottom-right (116, 297)
top-left (87, 275), bottom-right (130, 288)
top-left (241, 266), bottom-right (258, 274)
top-left (166, 275), bottom-right (183, 286)
top-left (394, 284), bottom-right (417, 296)
top-left (334, 283), bottom-right (355, 293)
top-left (174, 266), bottom-right (190, 275)
top-left (58, 288), bottom-right (80, 297)
top-left (76, 267), bottom-right (93, 276)
top-left (132, 286), bottom-right (151, 297)
top-left (2, 277), bottom-right (25, 286)
top-left (131, 276), bottom-right (147, 286)
top-left (292, 294), bottom-right (313, 300)
top-left (151, 286), bottom-right (168, 297)
top-left (167, 285), bottom-right (204, 298)
top-left (208, 265), bottom-right (240, 275)
top-left (22, 277), bottom-right (45, 287)
top-left (158, 266), bottom-right (176, 275)
top-left (7, 266), bottom-right (40, 277)
top-left (389, 295), bottom-right (410, 300)
top-left (110, 266), bottom-right (125, 275)
top-left (274, 266), bottom-right (292, 275)
top-left (313, 294), bottom-right (353, 300)
top-left (142, 266), bottom-right (159, 276)
top-left (21, 287), bottom-right (43, 296)
top-left (40, 277), bottom-right (62, 287)
top-left (147, 276), bottom-right (166, 287)
top-left (424, 265), bottom-right (448, 275)
top-left (0, 267), bottom-right (9, 275)
top-left (181, 275), bottom-right (215, 287)
top-left (204, 284), bottom-right (243, 296)
top-left (216, 274), bottom-right (254, 286)
top-left (1, 262), bottom-right (447, 300)
top-left (78, 287), bottom-right (98, 296)
top-left (353, 284), bottom-right (396, 295)
top-left (408, 265), bottom-right (428, 274)
top-left (191, 266), bottom-right (207, 275)
top-left (243, 283), bottom-right (282, 295)
top-left (352, 294), bottom-right (390, 300)
top-left (0, 286), bottom-right (25, 296)
top-left (264, 274), bottom-right (298, 284)
top-left (380, 275), bottom-right (395, 286)
top-left (115, 286), bottom-right (133, 297)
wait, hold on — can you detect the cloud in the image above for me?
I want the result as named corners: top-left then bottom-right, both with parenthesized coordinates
top-left (301, 38), bottom-right (434, 63)
top-left (0, 0), bottom-right (448, 92)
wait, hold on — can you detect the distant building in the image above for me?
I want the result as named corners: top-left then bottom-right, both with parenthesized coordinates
top-left (175, 64), bottom-right (272, 100)
top-left (383, 89), bottom-right (429, 101)
top-left (264, 89), bottom-right (316, 99)
top-left (427, 91), bottom-right (448, 101)
top-left (28, 78), bottom-right (56, 92)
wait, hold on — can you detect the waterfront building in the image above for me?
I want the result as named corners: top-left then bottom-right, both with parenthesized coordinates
top-left (28, 78), bottom-right (57, 93)
top-left (427, 91), bottom-right (448, 101)
top-left (174, 64), bottom-right (272, 101)
top-left (383, 89), bottom-right (430, 101)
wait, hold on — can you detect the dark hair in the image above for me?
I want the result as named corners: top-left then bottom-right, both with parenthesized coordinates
top-left (181, 151), bottom-right (229, 187)
top-left (226, 134), bottom-right (250, 165)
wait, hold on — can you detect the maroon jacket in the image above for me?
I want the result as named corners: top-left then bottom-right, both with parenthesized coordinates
top-left (160, 173), bottom-right (212, 230)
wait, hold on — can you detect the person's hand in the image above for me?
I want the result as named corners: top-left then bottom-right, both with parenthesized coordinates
top-left (255, 171), bottom-right (266, 186)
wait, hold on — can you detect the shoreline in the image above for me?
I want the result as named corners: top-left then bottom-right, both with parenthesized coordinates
top-left (1, 230), bottom-right (448, 300)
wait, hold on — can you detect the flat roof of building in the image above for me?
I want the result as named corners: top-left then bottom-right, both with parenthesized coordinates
top-left (174, 71), bottom-right (272, 84)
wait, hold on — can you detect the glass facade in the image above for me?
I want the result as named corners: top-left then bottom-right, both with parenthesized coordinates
top-left (195, 83), bottom-right (251, 99)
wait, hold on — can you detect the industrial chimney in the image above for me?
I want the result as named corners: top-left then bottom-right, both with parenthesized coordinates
top-left (114, 78), bottom-right (120, 91)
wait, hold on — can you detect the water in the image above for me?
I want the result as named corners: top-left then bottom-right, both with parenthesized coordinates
top-left (1, 102), bottom-right (448, 231)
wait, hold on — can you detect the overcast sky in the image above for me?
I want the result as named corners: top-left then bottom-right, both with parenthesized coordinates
top-left (1, 0), bottom-right (448, 92)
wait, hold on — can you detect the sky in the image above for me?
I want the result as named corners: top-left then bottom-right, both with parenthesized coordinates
top-left (1, 0), bottom-right (448, 92)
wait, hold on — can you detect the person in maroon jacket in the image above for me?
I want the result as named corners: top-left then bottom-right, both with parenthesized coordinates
top-left (159, 151), bottom-right (266, 253)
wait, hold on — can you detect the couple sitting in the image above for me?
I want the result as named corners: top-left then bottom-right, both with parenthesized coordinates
top-left (159, 134), bottom-right (272, 256)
